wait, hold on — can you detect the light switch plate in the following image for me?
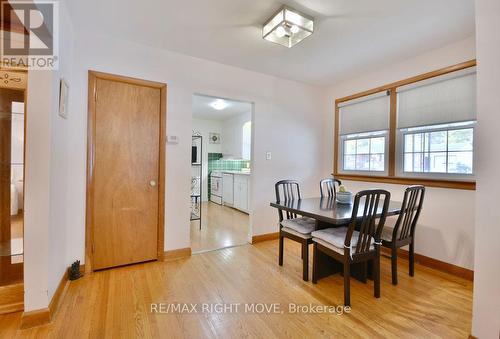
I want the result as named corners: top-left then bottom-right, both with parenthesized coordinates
top-left (266, 152), bottom-right (272, 160)
top-left (167, 135), bottom-right (179, 144)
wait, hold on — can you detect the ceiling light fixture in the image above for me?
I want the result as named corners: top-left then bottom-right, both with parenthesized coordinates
top-left (210, 99), bottom-right (229, 110)
top-left (262, 6), bottom-right (314, 48)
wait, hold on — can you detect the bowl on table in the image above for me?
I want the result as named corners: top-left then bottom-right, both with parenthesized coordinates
top-left (336, 191), bottom-right (353, 204)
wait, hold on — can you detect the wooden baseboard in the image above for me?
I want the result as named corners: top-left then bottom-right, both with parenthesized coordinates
top-left (20, 308), bottom-right (51, 329)
top-left (252, 232), bottom-right (279, 244)
top-left (0, 282), bottom-right (24, 315)
top-left (381, 247), bottom-right (474, 281)
top-left (163, 248), bottom-right (191, 261)
top-left (20, 264), bottom-right (86, 329)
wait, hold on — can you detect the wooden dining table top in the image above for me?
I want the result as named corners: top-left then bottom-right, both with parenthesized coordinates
top-left (270, 197), bottom-right (402, 225)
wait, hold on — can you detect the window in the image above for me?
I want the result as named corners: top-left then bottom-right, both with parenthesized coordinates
top-left (333, 60), bottom-right (477, 189)
top-left (396, 67), bottom-right (476, 179)
top-left (402, 122), bottom-right (474, 175)
top-left (342, 132), bottom-right (386, 172)
top-left (338, 91), bottom-right (390, 174)
top-left (242, 121), bottom-right (251, 160)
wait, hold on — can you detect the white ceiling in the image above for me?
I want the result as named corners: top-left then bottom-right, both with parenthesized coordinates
top-left (192, 95), bottom-right (252, 121)
top-left (66, 0), bottom-right (475, 86)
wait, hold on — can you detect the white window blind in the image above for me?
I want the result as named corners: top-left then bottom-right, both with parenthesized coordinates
top-left (397, 68), bottom-right (476, 129)
top-left (339, 91), bottom-right (390, 135)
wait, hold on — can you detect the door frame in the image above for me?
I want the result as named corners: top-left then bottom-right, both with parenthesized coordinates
top-left (85, 70), bottom-right (167, 272)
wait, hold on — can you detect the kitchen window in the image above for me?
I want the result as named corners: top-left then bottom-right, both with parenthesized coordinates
top-left (242, 121), bottom-right (251, 160)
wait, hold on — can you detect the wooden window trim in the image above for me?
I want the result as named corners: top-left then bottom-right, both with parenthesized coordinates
top-left (333, 59), bottom-right (477, 191)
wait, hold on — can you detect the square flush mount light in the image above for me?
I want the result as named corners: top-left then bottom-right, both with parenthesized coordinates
top-left (263, 6), bottom-right (314, 48)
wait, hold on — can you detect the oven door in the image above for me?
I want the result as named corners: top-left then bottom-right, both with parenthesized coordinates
top-left (210, 176), bottom-right (223, 204)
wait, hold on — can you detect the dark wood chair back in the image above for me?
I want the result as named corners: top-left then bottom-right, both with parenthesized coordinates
top-left (392, 185), bottom-right (425, 241)
top-left (275, 180), bottom-right (301, 222)
top-left (345, 189), bottom-right (391, 255)
top-left (320, 178), bottom-right (342, 198)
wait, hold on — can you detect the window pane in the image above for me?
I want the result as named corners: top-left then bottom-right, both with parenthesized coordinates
top-left (413, 133), bottom-right (423, 152)
top-left (342, 131), bottom-right (388, 173)
top-left (404, 134), bottom-right (413, 153)
top-left (404, 153), bottom-right (413, 172)
top-left (429, 131), bottom-right (447, 151)
top-left (413, 153), bottom-right (423, 172)
top-left (370, 154), bottom-right (384, 171)
top-left (428, 152), bottom-right (447, 172)
top-left (370, 137), bottom-right (385, 154)
top-left (448, 129), bottom-right (473, 151)
top-left (356, 155), bottom-right (370, 170)
top-left (448, 151), bottom-right (473, 174)
top-left (344, 155), bottom-right (356, 170)
top-left (356, 139), bottom-right (370, 154)
top-left (344, 140), bottom-right (356, 155)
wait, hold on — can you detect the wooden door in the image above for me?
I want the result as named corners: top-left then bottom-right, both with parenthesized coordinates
top-left (88, 72), bottom-right (166, 270)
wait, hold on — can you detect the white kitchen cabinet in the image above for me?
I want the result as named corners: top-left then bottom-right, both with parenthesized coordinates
top-left (222, 173), bottom-right (234, 206)
top-left (233, 174), bottom-right (249, 213)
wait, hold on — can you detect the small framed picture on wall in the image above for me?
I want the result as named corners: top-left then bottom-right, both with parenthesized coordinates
top-left (59, 78), bottom-right (69, 119)
top-left (209, 133), bottom-right (221, 144)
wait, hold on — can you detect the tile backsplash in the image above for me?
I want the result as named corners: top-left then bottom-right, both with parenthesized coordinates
top-left (208, 153), bottom-right (250, 198)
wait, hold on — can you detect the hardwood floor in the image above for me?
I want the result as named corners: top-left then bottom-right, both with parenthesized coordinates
top-left (0, 214), bottom-right (23, 287)
top-left (190, 202), bottom-right (249, 253)
top-left (0, 239), bottom-right (472, 338)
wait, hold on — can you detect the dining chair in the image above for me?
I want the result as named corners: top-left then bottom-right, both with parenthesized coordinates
top-left (319, 177), bottom-right (342, 198)
top-left (275, 180), bottom-right (316, 281)
top-left (381, 185), bottom-right (425, 285)
top-left (311, 189), bottom-right (391, 306)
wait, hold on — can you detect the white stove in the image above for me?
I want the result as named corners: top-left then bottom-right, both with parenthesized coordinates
top-left (210, 171), bottom-right (223, 204)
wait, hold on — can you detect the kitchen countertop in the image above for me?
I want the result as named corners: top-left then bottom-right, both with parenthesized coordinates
top-left (221, 170), bottom-right (251, 176)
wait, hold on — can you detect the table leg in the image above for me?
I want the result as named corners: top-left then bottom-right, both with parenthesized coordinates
top-left (313, 247), bottom-right (342, 282)
top-left (315, 255), bottom-right (372, 283)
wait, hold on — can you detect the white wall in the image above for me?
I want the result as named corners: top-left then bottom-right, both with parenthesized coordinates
top-left (192, 118), bottom-right (222, 201)
top-left (323, 37), bottom-right (477, 269)
top-left (60, 31), bottom-right (326, 267)
top-left (24, 70), bottom-right (52, 311)
top-left (22, 0), bottom-right (77, 312)
top-left (221, 111), bottom-right (252, 159)
top-left (472, 0), bottom-right (500, 337)
top-left (47, 0), bottom-right (76, 303)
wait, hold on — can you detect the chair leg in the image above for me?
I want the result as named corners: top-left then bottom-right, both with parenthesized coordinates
top-left (391, 247), bottom-right (398, 285)
top-left (343, 261), bottom-right (350, 306)
top-left (374, 255), bottom-right (380, 298)
top-left (312, 243), bottom-right (318, 284)
top-left (302, 242), bottom-right (309, 281)
top-left (409, 241), bottom-right (415, 277)
top-left (278, 234), bottom-right (284, 266)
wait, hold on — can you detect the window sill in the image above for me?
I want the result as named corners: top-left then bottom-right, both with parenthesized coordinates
top-left (333, 173), bottom-right (476, 190)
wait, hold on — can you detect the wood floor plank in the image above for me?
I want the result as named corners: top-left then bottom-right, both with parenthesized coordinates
top-left (1, 239), bottom-right (472, 338)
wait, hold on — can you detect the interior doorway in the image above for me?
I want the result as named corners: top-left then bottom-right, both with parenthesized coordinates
top-left (0, 67), bottom-right (27, 315)
top-left (190, 94), bottom-right (252, 253)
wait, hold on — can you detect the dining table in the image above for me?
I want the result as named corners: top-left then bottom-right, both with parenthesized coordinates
top-left (270, 197), bottom-right (403, 283)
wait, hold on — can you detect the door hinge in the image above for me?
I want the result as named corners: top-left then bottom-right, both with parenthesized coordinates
top-left (94, 90), bottom-right (98, 103)
top-left (92, 243), bottom-right (95, 253)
